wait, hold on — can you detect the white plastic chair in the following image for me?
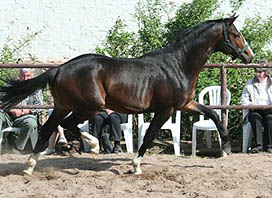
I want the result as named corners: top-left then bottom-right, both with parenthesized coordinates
top-left (242, 122), bottom-right (253, 153)
top-left (138, 111), bottom-right (181, 156)
top-left (192, 86), bottom-right (231, 156)
top-left (0, 127), bottom-right (38, 155)
top-left (120, 114), bottom-right (133, 153)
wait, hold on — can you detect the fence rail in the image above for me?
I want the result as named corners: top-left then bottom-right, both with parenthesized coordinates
top-left (1, 63), bottom-right (272, 129)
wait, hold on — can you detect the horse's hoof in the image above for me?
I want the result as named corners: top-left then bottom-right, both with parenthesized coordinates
top-left (222, 141), bottom-right (231, 156)
top-left (90, 146), bottom-right (100, 155)
top-left (222, 150), bottom-right (228, 157)
top-left (23, 169), bottom-right (33, 176)
top-left (132, 154), bottom-right (142, 175)
top-left (81, 132), bottom-right (100, 155)
top-left (132, 162), bottom-right (142, 175)
top-left (133, 169), bottom-right (142, 175)
top-left (81, 132), bottom-right (99, 148)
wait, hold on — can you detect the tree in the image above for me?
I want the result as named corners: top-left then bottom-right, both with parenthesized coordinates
top-left (0, 32), bottom-right (40, 86)
top-left (95, 0), bottom-right (272, 143)
top-left (164, 0), bottom-right (220, 42)
top-left (95, 18), bottom-right (136, 58)
top-left (95, 0), bottom-right (168, 58)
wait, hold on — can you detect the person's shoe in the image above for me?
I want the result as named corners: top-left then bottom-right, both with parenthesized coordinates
top-left (113, 145), bottom-right (122, 154)
top-left (58, 136), bottom-right (68, 144)
top-left (250, 146), bottom-right (262, 154)
top-left (40, 148), bottom-right (55, 155)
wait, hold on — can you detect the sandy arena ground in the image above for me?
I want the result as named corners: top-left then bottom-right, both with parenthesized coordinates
top-left (1, 150), bottom-right (272, 198)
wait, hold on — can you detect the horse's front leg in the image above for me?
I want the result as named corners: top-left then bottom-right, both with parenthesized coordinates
top-left (183, 100), bottom-right (231, 156)
top-left (132, 109), bottom-right (173, 174)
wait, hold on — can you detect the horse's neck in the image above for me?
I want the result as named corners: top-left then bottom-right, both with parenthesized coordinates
top-left (169, 23), bottom-right (220, 73)
top-left (141, 22), bottom-right (221, 76)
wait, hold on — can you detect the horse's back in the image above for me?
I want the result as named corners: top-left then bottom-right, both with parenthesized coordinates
top-left (51, 53), bottom-right (185, 114)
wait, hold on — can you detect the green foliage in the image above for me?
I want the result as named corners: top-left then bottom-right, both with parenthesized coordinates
top-left (0, 32), bottom-right (40, 86)
top-left (134, 0), bottom-right (167, 54)
top-left (242, 16), bottom-right (272, 62)
top-left (229, 0), bottom-right (246, 12)
top-left (95, 0), bottom-right (272, 143)
top-left (96, 0), bottom-right (168, 57)
top-left (164, 0), bottom-right (220, 42)
top-left (95, 18), bottom-right (137, 58)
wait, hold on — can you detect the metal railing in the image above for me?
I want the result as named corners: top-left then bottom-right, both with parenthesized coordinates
top-left (1, 62), bottom-right (272, 130)
top-left (205, 63), bottom-right (272, 130)
top-left (0, 63), bottom-right (57, 109)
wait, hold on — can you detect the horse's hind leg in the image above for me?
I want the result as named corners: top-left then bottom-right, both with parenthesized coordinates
top-left (182, 100), bottom-right (231, 156)
top-left (23, 108), bottom-right (69, 175)
top-left (59, 112), bottom-right (99, 154)
top-left (132, 109), bottom-right (173, 174)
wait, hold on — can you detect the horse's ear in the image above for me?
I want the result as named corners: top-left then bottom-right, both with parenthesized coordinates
top-left (226, 13), bottom-right (239, 25)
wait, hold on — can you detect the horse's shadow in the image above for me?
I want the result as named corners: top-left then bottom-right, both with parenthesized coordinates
top-left (0, 155), bottom-right (132, 176)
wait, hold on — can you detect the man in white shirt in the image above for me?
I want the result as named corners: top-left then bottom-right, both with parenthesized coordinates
top-left (241, 60), bottom-right (272, 153)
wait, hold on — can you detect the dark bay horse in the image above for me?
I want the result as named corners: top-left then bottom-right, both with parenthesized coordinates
top-left (0, 14), bottom-right (254, 175)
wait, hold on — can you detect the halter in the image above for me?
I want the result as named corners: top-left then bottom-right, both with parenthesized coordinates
top-left (222, 22), bottom-right (248, 56)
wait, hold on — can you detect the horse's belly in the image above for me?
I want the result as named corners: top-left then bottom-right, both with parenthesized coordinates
top-left (104, 94), bottom-right (151, 114)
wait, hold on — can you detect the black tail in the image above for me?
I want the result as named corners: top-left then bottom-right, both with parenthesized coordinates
top-left (0, 67), bottom-right (59, 109)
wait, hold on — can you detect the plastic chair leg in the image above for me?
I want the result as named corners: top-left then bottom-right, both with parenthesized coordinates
top-left (192, 126), bottom-right (197, 156)
top-left (206, 131), bottom-right (212, 149)
top-left (0, 132), bottom-right (4, 155)
top-left (138, 125), bottom-right (148, 150)
top-left (216, 130), bottom-right (222, 149)
top-left (171, 130), bottom-right (180, 156)
top-left (243, 123), bottom-right (252, 153)
top-left (124, 128), bottom-right (133, 153)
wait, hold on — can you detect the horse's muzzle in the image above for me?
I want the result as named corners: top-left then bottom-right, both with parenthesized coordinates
top-left (241, 52), bottom-right (254, 64)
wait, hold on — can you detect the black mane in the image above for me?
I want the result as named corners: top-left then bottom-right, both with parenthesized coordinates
top-left (141, 18), bottom-right (224, 58)
top-left (166, 19), bottom-right (222, 50)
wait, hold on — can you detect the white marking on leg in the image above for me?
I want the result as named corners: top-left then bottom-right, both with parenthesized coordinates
top-left (221, 141), bottom-right (231, 157)
top-left (132, 152), bottom-right (142, 175)
top-left (222, 150), bottom-right (228, 157)
top-left (23, 153), bottom-right (40, 175)
top-left (81, 132), bottom-right (99, 154)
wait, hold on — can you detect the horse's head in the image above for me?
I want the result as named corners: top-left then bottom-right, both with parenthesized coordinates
top-left (217, 14), bottom-right (254, 63)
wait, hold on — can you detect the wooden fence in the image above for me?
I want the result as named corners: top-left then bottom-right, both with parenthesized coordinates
top-left (1, 62), bottom-right (272, 130)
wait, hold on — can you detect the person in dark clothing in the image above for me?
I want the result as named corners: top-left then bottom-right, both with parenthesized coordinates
top-left (91, 109), bottom-right (128, 153)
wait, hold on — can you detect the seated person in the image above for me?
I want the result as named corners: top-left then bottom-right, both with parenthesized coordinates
top-left (0, 68), bottom-right (43, 153)
top-left (40, 108), bottom-right (67, 155)
top-left (40, 125), bottom-right (67, 155)
top-left (91, 109), bottom-right (127, 154)
top-left (241, 60), bottom-right (272, 153)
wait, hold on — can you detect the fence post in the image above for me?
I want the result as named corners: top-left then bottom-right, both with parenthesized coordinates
top-left (220, 65), bottom-right (227, 132)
